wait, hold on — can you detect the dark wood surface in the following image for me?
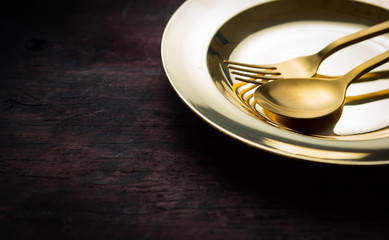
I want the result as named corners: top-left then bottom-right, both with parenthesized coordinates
top-left (2, 0), bottom-right (389, 239)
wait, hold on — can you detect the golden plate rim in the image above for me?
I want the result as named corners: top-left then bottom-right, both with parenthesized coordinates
top-left (161, 0), bottom-right (389, 165)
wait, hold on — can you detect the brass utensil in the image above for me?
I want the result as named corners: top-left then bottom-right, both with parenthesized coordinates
top-left (254, 49), bottom-right (389, 119)
top-left (224, 20), bottom-right (389, 82)
top-left (262, 88), bottom-right (389, 135)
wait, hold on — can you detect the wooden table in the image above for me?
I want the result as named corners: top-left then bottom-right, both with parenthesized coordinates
top-left (2, 0), bottom-right (389, 239)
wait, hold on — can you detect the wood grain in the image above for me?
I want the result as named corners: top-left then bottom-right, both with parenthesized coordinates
top-left (1, 0), bottom-right (389, 239)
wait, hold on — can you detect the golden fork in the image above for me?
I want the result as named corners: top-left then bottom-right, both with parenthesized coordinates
top-left (225, 20), bottom-right (389, 83)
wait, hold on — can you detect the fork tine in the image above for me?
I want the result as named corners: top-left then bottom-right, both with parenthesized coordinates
top-left (224, 60), bottom-right (276, 70)
top-left (235, 77), bottom-right (271, 84)
top-left (232, 71), bottom-right (282, 80)
top-left (227, 65), bottom-right (280, 75)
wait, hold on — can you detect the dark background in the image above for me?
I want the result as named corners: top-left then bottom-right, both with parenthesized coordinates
top-left (1, 0), bottom-right (389, 239)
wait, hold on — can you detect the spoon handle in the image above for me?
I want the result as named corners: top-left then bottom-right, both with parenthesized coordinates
top-left (342, 49), bottom-right (389, 86)
top-left (317, 20), bottom-right (389, 60)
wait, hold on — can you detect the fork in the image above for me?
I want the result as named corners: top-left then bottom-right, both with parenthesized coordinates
top-left (224, 20), bottom-right (389, 83)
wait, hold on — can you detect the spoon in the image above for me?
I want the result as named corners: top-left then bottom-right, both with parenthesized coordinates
top-left (263, 88), bottom-right (389, 135)
top-left (254, 50), bottom-right (389, 119)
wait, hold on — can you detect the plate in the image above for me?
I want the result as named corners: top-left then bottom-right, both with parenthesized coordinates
top-left (161, 0), bottom-right (389, 165)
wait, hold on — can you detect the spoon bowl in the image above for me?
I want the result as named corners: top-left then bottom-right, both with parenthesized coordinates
top-left (255, 78), bottom-right (346, 118)
top-left (262, 88), bottom-right (389, 135)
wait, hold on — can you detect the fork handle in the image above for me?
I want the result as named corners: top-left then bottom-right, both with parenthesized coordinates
top-left (317, 20), bottom-right (389, 60)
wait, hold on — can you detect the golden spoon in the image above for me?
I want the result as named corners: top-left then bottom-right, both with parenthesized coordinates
top-left (254, 50), bottom-right (389, 119)
top-left (263, 89), bottom-right (389, 135)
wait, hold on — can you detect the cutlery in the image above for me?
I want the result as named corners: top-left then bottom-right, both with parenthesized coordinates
top-left (254, 49), bottom-right (389, 119)
top-left (224, 20), bottom-right (389, 82)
